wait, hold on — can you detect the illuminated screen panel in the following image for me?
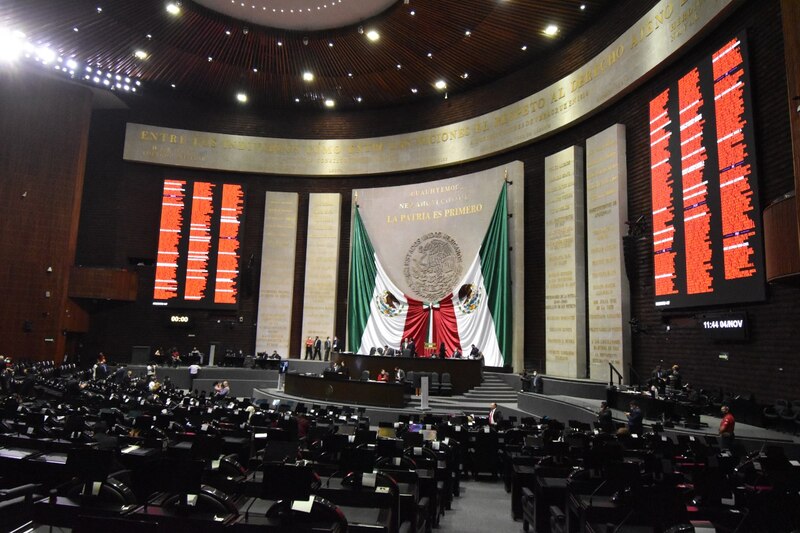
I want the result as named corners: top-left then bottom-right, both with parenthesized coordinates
top-left (649, 33), bottom-right (764, 309)
top-left (153, 179), bottom-right (245, 309)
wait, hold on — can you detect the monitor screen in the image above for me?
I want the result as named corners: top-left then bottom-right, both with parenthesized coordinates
top-left (649, 33), bottom-right (764, 309)
top-left (153, 179), bottom-right (245, 309)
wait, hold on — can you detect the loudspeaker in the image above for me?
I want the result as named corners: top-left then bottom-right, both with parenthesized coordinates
top-left (622, 235), bottom-right (639, 281)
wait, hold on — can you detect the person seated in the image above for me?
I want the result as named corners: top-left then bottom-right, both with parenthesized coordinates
top-left (376, 369), bottom-right (389, 382)
top-left (215, 380), bottom-right (230, 400)
top-left (270, 350), bottom-right (281, 359)
top-left (452, 347), bottom-right (462, 358)
top-left (170, 349), bottom-right (182, 367)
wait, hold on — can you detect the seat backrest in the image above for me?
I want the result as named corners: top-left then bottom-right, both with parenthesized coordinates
top-left (361, 370), bottom-right (370, 381)
top-left (441, 372), bottom-right (451, 384)
top-left (430, 372), bottom-right (439, 384)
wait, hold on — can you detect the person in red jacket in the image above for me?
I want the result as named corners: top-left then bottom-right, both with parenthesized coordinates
top-left (719, 405), bottom-right (735, 450)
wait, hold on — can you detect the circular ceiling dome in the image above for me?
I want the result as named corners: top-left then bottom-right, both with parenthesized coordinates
top-left (193, 0), bottom-right (398, 31)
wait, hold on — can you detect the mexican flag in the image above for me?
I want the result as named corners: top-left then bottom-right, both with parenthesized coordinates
top-left (347, 186), bottom-right (511, 367)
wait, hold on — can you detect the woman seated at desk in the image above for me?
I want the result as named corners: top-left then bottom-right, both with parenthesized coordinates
top-left (376, 369), bottom-right (390, 382)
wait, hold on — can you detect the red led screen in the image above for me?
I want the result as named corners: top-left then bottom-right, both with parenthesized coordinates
top-left (649, 34), bottom-right (764, 309)
top-left (153, 179), bottom-right (245, 308)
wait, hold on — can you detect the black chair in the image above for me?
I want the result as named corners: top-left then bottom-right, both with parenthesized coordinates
top-left (439, 373), bottom-right (453, 396)
top-left (428, 372), bottom-right (440, 396)
top-left (361, 370), bottom-right (370, 381)
top-left (763, 399), bottom-right (788, 427)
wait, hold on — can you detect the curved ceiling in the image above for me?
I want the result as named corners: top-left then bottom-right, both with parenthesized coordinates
top-left (1, 0), bottom-right (613, 111)
top-left (194, 0), bottom-right (397, 31)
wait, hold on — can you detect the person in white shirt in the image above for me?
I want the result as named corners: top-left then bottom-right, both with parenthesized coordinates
top-left (188, 363), bottom-right (200, 392)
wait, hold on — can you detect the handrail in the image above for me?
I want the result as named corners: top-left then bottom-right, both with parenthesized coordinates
top-left (608, 363), bottom-right (623, 388)
top-left (627, 364), bottom-right (642, 388)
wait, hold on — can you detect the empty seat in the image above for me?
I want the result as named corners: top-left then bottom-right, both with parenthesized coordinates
top-left (361, 370), bottom-right (370, 381)
top-left (440, 373), bottom-right (453, 396)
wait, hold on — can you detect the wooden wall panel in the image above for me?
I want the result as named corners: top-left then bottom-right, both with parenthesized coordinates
top-left (0, 71), bottom-right (92, 362)
top-left (69, 267), bottom-right (138, 301)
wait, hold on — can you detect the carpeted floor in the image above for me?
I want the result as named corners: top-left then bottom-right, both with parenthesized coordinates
top-left (437, 478), bottom-right (523, 533)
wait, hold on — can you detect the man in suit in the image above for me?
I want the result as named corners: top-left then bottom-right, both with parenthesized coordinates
top-left (532, 370), bottom-right (543, 393)
top-left (384, 345), bottom-right (395, 357)
top-left (597, 401), bottom-right (614, 433)
top-left (407, 338), bottom-right (416, 358)
top-left (488, 402), bottom-right (502, 426)
top-left (324, 337), bottom-right (332, 361)
top-left (332, 336), bottom-right (339, 353)
top-left (626, 401), bottom-right (643, 435)
top-left (313, 336), bottom-right (322, 360)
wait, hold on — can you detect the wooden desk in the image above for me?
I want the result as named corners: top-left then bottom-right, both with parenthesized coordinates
top-left (284, 373), bottom-right (409, 408)
top-left (332, 353), bottom-right (483, 394)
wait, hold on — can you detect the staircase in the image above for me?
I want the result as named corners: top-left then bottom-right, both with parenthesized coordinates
top-left (411, 372), bottom-right (518, 413)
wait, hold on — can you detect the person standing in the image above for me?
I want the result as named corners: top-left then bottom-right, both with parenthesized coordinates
top-left (332, 336), bottom-right (340, 353)
top-left (324, 337), bottom-right (332, 361)
top-left (188, 362), bottom-right (200, 392)
top-left (313, 336), bottom-right (322, 360)
top-left (597, 401), bottom-right (614, 433)
top-left (394, 366), bottom-right (405, 383)
top-left (626, 401), bottom-right (643, 435)
top-left (304, 336), bottom-right (313, 359)
top-left (719, 405), bottom-right (735, 450)
top-left (488, 402), bottom-right (502, 426)
top-left (532, 370), bottom-right (543, 393)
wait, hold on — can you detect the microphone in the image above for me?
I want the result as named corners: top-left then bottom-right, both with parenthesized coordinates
top-left (588, 479), bottom-right (607, 509)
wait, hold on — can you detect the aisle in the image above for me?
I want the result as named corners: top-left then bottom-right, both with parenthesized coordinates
top-left (437, 478), bottom-right (522, 533)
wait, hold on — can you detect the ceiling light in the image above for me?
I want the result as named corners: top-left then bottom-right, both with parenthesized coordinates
top-left (465, 30), bottom-right (471, 36)
top-left (277, 41), bottom-right (282, 46)
top-left (0, 29), bottom-right (25, 63)
top-left (225, 30), bottom-right (231, 36)
top-left (347, 72), bottom-right (353, 78)
top-left (324, 99), bottom-right (335, 108)
top-left (427, 52), bottom-right (432, 58)
top-left (73, 27), bottom-right (79, 32)
top-left (366, 30), bottom-right (379, 41)
top-left (96, 7), bottom-right (102, 13)
top-left (356, 97), bottom-right (362, 102)
top-left (146, 34), bottom-right (152, 39)
top-left (396, 64), bottom-right (402, 70)
top-left (410, 10), bottom-right (415, 16)
top-left (411, 88), bottom-right (418, 94)
top-left (580, 4), bottom-right (586, 10)
top-left (236, 92), bottom-right (247, 103)
top-left (544, 24), bottom-right (559, 36)
top-left (329, 42), bottom-right (334, 47)
top-left (434, 80), bottom-right (447, 90)
top-left (208, 56), bottom-right (213, 61)
top-left (171, 83), bottom-right (176, 88)
top-left (37, 46), bottom-right (56, 63)
top-left (460, 72), bottom-right (469, 79)
top-left (66, 59), bottom-right (78, 69)
top-left (302, 71), bottom-right (314, 81)
top-left (134, 50), bottom-right (148, 60)
top-left (252, 67), bottom-right (258, 72)
top-left (295, 98), bottom-right (300, 103)
top-left (166, 2), bottom-right (181, 15)
top-left (521, 45), bottom-right (527, 51)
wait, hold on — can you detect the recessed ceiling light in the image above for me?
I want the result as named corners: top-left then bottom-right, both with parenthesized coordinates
top-left (347, 72), bottom-right (353, 78)
top-left (171, 83), bottom-right (176, 88)
top-left (277, 41), bottom-right (283, 46)
top-left (73, 27), bottom-right (79, 32)
top-left (521, 45), bottom-right (527, 51)
top-left (434, 80), bottom-right (446, 90)
top-left (580, 4), bottom-right (586, 10)
top-left (410, 10), bottom-right (415, 15)
top-left (411, 87), bottom-right (418, 94)
top-left (544, 24), bottom-right (559, 36)
top-left (134, 50), bottom-right (148, 60)
top-left (302, 71), bottom-right (314, 81)
top-left (465, 30), bottom-right (471, 37)
top-left (295, 98), bottom-right (300, 103)
top-left (96, 7), bottom-right (102, 13)
top-left (236, 92), bottom-right (247, 103)
top-left (252, 67), bottom-right (258, 73)
top-left (166, 2), bottom-right (181, 15)
top-left (324, 99), bottom-right (335, 108)
top-left (225, 30), bottom-right (231, 36)
top-left (460, 72), bottom-right (469, 79)
top-left (366, 30), bottom-right (379, 41)
top-left (328, 42), bottom-right (334, 47)
top-left (207, 56), bottom-right (213, 62)
top-left (66, 59), bottom-right (78, 69)
top-left (356, 97), bottom-right (362, 102)
top-left (146, 34), bottom-right (152, 39)
top-left (396, 64), bottom-right (402, 70)
top-left (427, 52), bottom-right (432, 58)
